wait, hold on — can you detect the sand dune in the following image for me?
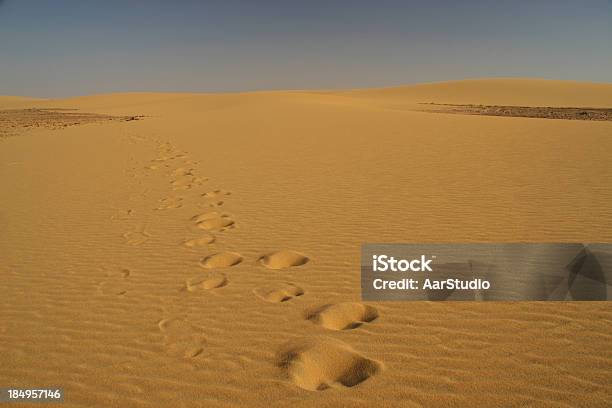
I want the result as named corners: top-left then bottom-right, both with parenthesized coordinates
top-left (0, 96), bottom-right (46, 110)
top-left (1, 79), bottom-right (611, 407)
top-left (344, 78), bottom-right (612, 107)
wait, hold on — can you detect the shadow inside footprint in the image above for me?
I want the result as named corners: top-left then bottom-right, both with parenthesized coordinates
top-left (258, 250), bottom-right (309, 270)
top-left (276, 337), bottom-right (381, 391)
top-left (202, 190), bottom-right (231, 198)
top-left (186, 272), bottom-right (228, 291)
top-left (254, 283), bottom-right (304, 303)
top-left (200, 252), bottom-right (243, 268)
top-left (304, 302), bottom-right (378, 331)
top-left (191, 212), bottom-right (235, 231)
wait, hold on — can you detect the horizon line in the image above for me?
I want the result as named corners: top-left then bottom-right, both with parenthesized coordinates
top-left (3, 76), bottom-right (612, 100)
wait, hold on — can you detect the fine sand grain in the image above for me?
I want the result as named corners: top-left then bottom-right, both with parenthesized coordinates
top-left (1, 79), bottom-right (611, 407)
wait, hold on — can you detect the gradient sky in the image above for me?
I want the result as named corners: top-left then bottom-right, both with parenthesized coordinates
top-left (1, 0), bottom-right (611, 97)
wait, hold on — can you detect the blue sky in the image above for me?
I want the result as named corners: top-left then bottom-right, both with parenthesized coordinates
top-left (1, 0), bottom-right (611, 97)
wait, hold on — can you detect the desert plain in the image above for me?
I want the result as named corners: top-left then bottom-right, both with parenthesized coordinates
top-left (1, 79), bottom-right (611, 407)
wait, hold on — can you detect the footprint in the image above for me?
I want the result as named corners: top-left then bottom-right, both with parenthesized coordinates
top-left (123, 229), bottom-right (151, 246)
top-left (156, 197), bottom-right (183, 210)
top-left (155, 152), bottom-right (187, 162)
top-left (259, 250), bottom-right (309, 270)
top-left (197, 217), bottom-right (235, 231)
top-left (153, 156), bottom-right (173, 162)
top-left (117, 268), bottom-right (131, 278)
top-left (276, 337), bottom-right (381, 391)
top-left (157, 142), bottom-right (174, 151)
top-left (158, 318), bottom-right (206, 358)
top-left (192, 212), bottom-right (235, 231)
top-left (97, 268), bottom-right (131, 295)
top-left (185, 159), bottom-right (199, 165)
top-left (202, 190), bottom-right (231, 198)
top-left (183, 234), bottom-right (216, 248)
top-left (98, 281), bottom-right (128, 295)
top-left (110, 208), bottom-right (133, 221)
top-left (254, 283), bottom-right (304, 303)
top-left (172, 176), bottom-right (208, 191)
top-left (172, 167), bottom-right (194, 177)
top-left (171, 176), bottom-right (195, 190)
top-left (191, 211), bottom-right (223, 223)
top-left (200, 252), bottom-right (243, 268)
top-left (185, 272), bottom-right (228, 291)
top-left (304, 303), bottom-right (379, 331)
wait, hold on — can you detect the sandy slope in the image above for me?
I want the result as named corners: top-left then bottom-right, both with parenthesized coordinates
top-left (0, 96), bottom-right (46, 110)
top-left (1, 79), bottom-right (611, 407)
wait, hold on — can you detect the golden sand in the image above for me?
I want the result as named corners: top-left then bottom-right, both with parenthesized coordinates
top-left (1, 79), bottom-right (611, 407)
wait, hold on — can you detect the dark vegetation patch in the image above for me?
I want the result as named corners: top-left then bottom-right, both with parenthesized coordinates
top-left (417, 103), bottom-right (612, 121)
top-left (0, 108), bottom-right (144, 137)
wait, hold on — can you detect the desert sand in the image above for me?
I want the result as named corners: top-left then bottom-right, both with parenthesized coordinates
top-left (1, 79), bottom-right (611, 407)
